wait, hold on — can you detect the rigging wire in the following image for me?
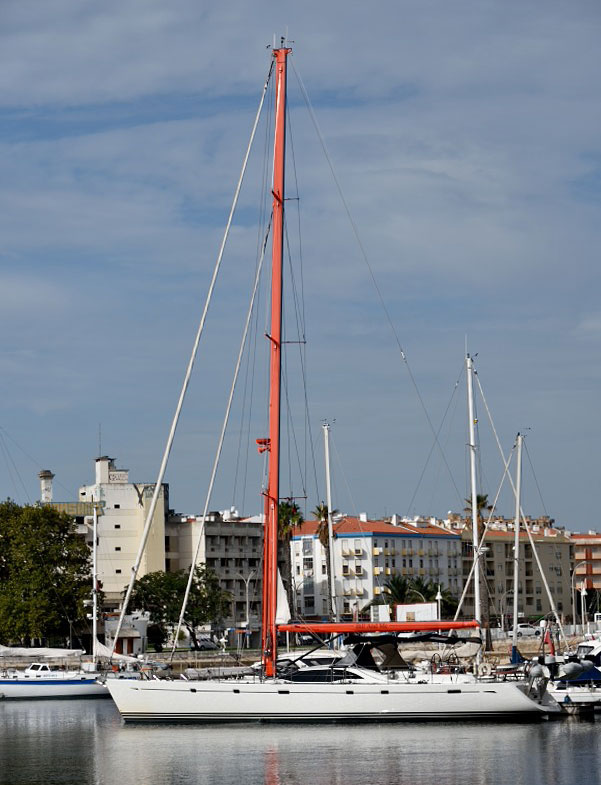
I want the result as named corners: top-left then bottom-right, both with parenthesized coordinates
top-left (0, 432), bottom-right (30, 504)
top-left (472, 374), bottom-right (569, 648)
top-left (0, 425), bottom-right (76, 501)
top-left (112, 58), bottom-right (275, 656)
top-left (523, 441), bottom-right (549, 519)
top-left (232, 76), bottom-right (274, 511)
top-left (170, 220), bottom-right (271, 658)
top-left (405, 363), bottom-right (464, 517)
top-left (291, 61), bottom-right (462, 508)
top-left (426, 367), bottom-right (463, 515)
top-left (285, 105), bottom-right (321, 511)
top-left (453, 441), bottom-right (516, 621)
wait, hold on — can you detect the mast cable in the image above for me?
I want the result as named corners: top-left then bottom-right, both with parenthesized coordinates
top-left (291, 61), bottom-right (461, 507)
top-left (473, 373), bottom-right (569, 649)
top-left (405, 363), bottom-right (464, 516)
top-left (111, 60), bottom-right (275, 655)
top-left (170, 221), bottom-right (271, 658)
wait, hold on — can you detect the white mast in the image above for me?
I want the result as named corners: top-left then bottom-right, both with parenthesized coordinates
top-left (92, 502), bottom-right (98, 666)
top-left (511, 433), bottom-right (523, 658)
top-left (466, 353), bottom-right (481, 624)
top-left (322, 422), bottom-right (339, 622)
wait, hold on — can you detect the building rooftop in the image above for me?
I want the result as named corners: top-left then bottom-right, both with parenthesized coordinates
top-left (293, 516), bottom-right (459, 539)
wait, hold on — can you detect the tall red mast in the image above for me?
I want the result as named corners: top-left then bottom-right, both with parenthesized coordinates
top-left (261, 44), bottom-right (291, 677)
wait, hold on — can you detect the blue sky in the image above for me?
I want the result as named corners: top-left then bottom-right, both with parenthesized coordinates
top-left (0, 1), bottom-right (600, 531)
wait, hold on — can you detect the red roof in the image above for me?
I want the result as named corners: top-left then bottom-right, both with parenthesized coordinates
top-left (293, 516), bottom-right (458, 539)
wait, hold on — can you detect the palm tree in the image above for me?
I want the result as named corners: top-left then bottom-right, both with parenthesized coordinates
top-left (407, 576), bottom-right (437, 603)
top-left (383, 574), bottom-right (410, 604)
top-left (312, 502), bottom-right (339, 620)
top-left (382, 576), bottom-right (458, 620)
top-left (278, 499), bottom-right (304, 615)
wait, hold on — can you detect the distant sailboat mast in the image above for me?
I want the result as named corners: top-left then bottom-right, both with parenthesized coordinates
top-left (323, 422), bottom-right (339, 622)
top-left (466, 353), bottom-right (482, 625)
top-left (511, 432), bottom-right (523, 663)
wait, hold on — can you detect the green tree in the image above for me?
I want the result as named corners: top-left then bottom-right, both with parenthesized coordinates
top-left (379, 575), bottom-right (458, 619)
top-left (278, 499), bottom-right (303, 616)
top-left (312, 502), bottom-right (338, 619)
top-left (129, 565), bottom-right (231, 650)
top-left (383, 574), bottom-right (410, 604)
top-left (0, 501), bottom-right (91, 644)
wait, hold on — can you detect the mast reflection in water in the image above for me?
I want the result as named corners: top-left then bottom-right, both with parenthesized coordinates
top-left (0, 701), bottom-right (600, 785)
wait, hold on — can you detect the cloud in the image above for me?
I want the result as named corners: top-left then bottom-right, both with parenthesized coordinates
top-left (0, 0), bottom-right (600, 530)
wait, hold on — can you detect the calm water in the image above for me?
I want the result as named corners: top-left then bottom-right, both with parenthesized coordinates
top-left (1, 699), bottom-right (600, 785)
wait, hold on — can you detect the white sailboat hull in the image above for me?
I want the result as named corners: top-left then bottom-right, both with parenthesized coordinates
top-left (0, 675), bottom-right (108, 700)
top-left (106, 676), bottom-right (556, 722)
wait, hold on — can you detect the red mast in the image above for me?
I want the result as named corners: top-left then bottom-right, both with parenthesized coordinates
top-left (261, 43), bottom-right (291, 677)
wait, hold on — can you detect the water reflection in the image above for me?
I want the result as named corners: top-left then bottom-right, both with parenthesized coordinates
top-left (0, 701), bottom-right (600, 785)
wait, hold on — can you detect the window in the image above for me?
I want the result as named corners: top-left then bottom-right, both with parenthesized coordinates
top-left (322, 564), bottom-right (327, 575)
top-left (536, 599), bottom-right (542, 612)
top-left (114, 504), bottom-right (120, 509)
top-left (116, 569), bottom-right (122, 574)
top-left (115, 546), bottom-right (121, 552)
top-left (114, 524), bottom-right (121, 529)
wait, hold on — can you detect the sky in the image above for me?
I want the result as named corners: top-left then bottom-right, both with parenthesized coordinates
top-left (0, 1), bottom-right (600, 531)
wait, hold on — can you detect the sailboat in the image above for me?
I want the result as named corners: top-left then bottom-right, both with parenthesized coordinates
top-left (106, 42), bottom-right (559, 722)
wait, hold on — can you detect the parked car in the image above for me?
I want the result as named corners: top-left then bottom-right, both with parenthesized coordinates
top-left (511, 623), bottom-right (541, 638)
top-left (192, 637), bottom-right (219, 651)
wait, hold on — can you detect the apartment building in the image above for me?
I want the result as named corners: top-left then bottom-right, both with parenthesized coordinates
top-left (165, 509), bottom-right (263, 632)
top-left (571, 531), bottom-right (601, 592)
top-left (290, 515), bottom-right (462, 619)
top-left (442, 516), bottom-right (574, 622)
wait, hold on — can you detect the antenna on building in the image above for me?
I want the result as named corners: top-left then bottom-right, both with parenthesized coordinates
top-left (98, 423), bottom-right (102, 458)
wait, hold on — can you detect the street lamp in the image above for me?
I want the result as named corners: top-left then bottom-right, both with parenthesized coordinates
top-left (581, 584), bottom-right (589, 634)
top-left (435, 586), bottom-right (442, 621)
top-left (236, 571), bottom-right (256, 648)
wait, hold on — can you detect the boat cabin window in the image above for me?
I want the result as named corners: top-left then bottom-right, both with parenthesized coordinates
top-left (576, 645), bottom-right (594, 658)
top-left (29, 664), bottom-right (40, 671)
top-left (286, 668), bottom-right (363, 683)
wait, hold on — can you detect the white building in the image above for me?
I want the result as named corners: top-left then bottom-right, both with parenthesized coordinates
top-left (291, 515), bottom-right (462, 618)
top-left (78, 457), bottom-right (168, 608)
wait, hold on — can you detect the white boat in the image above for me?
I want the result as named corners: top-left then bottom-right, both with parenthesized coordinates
top-left (0, 661), bottom-right (107, 700)
top-left (107, 41), bottom-right (560, 723)
top-left (106, 664), bottom-right (557, 722)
